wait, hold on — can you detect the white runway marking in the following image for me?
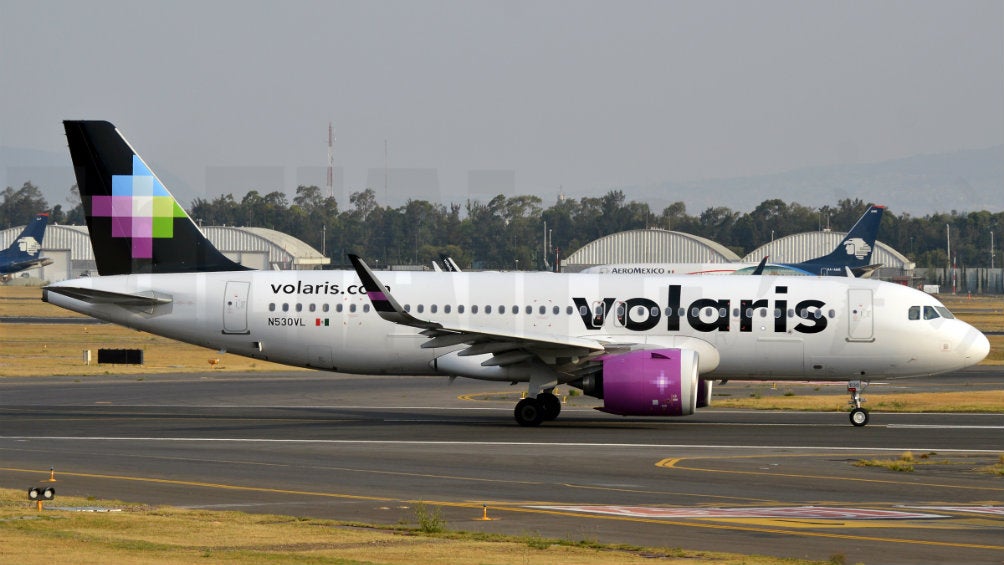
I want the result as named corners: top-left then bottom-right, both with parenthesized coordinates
top-left (2, 436), bottom-right (1003, 453)
top-left (531, 505), bottom-right (949, 519)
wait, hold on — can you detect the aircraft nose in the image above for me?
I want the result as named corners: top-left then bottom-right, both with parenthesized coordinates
top-left (960, 326), bottom-right (990, 365)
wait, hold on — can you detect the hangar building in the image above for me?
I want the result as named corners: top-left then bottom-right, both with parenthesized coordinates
top-left (561, 227), bottom-right (913, 280)
top-left (0, 224), bottom-right (329, 283)
top-left (561, 228), bottom-right (741, 272)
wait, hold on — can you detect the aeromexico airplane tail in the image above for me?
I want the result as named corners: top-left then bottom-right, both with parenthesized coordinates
top-left (787, 205), bottom-right (884, 276)
top-left (63, 120), bottom-right (246, 275)
top-left (0, 213), bottom-right (52, 277)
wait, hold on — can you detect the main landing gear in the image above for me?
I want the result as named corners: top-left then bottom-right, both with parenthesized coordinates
top-left (514, 391), bottom-right (561, 427)
top-left (847, 380), bottom-right (869, 427)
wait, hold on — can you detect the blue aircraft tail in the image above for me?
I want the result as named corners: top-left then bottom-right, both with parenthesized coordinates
top-left (791, 205), bottom-right (885, 276)
top-left (63, 121), bottom-right (247, 276)
top-left (0, 213), bottom-right (50, 276)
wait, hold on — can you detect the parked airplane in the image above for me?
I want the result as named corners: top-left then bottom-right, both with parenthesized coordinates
top-left (582, 205), bottom-right (885, 277)
top-left (46, 121), bottom-right (989, 428)
top-left (1, 213), bottom-right (53, 282)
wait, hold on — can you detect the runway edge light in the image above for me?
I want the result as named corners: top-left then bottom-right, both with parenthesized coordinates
top-left (28, 486), bottom-right (55, 511)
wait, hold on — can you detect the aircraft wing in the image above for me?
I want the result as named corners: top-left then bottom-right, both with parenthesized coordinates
top-left (349, 254), bottom-right (610, 366)
top-left (852, 264), bottom-right (883, 278)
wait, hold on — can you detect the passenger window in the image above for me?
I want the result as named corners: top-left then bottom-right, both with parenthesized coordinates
top-left (322, 304), bottom-right (329, 313)
top-left (417, 304), bottom-right (424, 314)
top-left (511, 305), bottom-right (518, 314)
top-left (309, 304), bottom-right (316, 312)
top-left (444, 305), bottom-right (451, 314)
top-left (363, 304), bottom-right (370, 313)
top-left (908, 306), bottom-right (920, 320)
top-left (774, 308), bottom-right (782, 319)
top-left (336, 304), bottom-right (343, 313)
top-left (349, 304), bottom-right (357, 313)
top-left (471, 305), bottom-right (478, 314)
top-left (718, 308), bottom-right (726, 318)
top-left (268, 303), bottom-right (276, 312)
top-left (294, 303), bottom-right (302, 312)
top-left (430, 304), bottom-right (437, 314)
top-left (282, 303), bottom-right (289, 312)
top-left (485, 305), bottom-right (492, 314)
top-left (651, 306), bottom-right (660, 317)
top-left (553, 306), bottom-right (560, 315)
top-left (758, 309), bottom-right (766, 318)
top-left (458, 305), bottom-right (465, 314)
top-left (567, 306), bottom-right (573, 315)
top-left (500, 305), bottom-right (506, 315)
top-left (539, 305), bottom-right (546, 315)
top-left (828, 309), bottom-right (835, 318)
top-left (580, 305), bottom-right (589, 316)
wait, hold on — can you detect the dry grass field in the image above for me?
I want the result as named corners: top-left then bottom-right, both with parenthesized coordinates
top-left (0, 488), bottom-right (820, 565)
top-left (0, 286), bottom-right (300, 377)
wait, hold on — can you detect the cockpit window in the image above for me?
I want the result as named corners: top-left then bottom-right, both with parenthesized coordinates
top-left (923, 306), bottom-right (940, 320)
top-left (908, 306), bottom-right (920, 320)
top-left (934, 306), bottom-right (955, 319)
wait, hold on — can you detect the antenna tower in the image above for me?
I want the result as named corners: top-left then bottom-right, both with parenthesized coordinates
top-left (327, 122), bottom-right (334, 198)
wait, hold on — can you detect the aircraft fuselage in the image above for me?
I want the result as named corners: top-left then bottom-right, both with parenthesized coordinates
top-left (44, 270), bottom-right (987, 383)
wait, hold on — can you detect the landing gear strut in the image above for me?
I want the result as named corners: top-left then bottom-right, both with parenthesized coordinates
top-left (847, 380), bottom-right (869, 427)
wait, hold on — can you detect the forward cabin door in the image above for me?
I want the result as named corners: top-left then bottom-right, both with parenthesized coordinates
top-left (847, 288), bottom-right (874, 341)
top-left (223, 281), bottom-right (250, 334)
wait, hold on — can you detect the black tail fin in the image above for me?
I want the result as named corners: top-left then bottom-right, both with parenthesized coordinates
top-left (793, 205), bottom-right (885, 274)
top-left (63, 121), bottom-right (246, 275)
top-left (0, 213), bottom-right (50, 276)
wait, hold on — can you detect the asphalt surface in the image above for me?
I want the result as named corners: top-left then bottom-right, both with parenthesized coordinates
top-left (1, 369), bottom-right (1002, 564)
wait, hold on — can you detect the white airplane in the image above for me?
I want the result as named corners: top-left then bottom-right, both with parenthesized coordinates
top-left (46, 121), bottom-right (990, 427)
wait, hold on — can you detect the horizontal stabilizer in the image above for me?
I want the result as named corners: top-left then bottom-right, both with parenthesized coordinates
top-left (43, 286), bottom-right (172, 307)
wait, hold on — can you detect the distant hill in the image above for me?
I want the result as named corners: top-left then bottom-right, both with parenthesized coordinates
top-left (625, 145), bottom-right (1003, 216)
top-left (3, 144), bottom-right (1001, 216)
top-left (0, 146), bottom-right (76, 207)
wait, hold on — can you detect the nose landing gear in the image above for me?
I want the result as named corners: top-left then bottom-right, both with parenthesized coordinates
top-left (848, 380), bottom-right (869, 427)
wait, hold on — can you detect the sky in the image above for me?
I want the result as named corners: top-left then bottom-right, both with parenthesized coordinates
top-left (1, 0), bottom-right (1002, 211)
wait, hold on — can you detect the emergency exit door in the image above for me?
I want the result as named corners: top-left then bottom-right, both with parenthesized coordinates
top-left (847, 288), bottom-right (874, 341)
top-left (223, 281), bottom-right (250, 334)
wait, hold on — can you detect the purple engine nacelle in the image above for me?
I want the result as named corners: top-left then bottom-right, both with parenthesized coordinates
top-left (581, 348), bottom-right (699, 416)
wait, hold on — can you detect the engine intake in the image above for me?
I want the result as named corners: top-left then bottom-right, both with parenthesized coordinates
top-left (576, 348), bottom-right (699, 417)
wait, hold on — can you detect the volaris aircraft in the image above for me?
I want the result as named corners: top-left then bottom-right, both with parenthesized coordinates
top-left (582, 205), bottom-right (885, 277)
top-left (46, 121), bottom-right (989, 427)
top-left (1, 213), bottom-right (52, 281)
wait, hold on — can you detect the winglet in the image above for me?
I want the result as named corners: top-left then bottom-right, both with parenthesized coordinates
top-left (348, 254), bottom-right (441, 330)
top-left (751, 255), bottom-right (768, 275)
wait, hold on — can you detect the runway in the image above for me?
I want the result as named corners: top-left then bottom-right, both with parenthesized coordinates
top-left (1, 369), bottom-right (1002, 564)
